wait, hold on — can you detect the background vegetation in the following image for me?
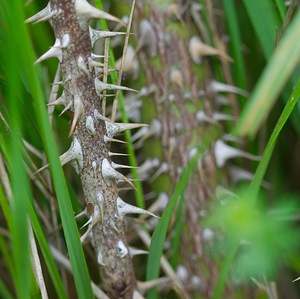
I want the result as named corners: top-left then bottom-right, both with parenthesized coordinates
top-left (0, 0), bottom-right (300, 298)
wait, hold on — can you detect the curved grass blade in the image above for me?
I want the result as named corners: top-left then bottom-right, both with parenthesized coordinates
top-left (146, 130), bottom-right (217, 298)
top-left (234, 10), bottom-right (300, 137)
top-left (17, 3), bottom-right (94, 299)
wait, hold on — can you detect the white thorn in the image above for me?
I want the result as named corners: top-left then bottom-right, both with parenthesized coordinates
top-left (214, 139), bottom-right (260, 167)
top-left (116, 197), bottom-right (159, 220)
top-left (74, 0), bottom-right (125, 30)
top-left (137, 19), bottom-right (157, 57)
top-left (108, 151), bottom-right (129, 157)
top-left (35, 39), bottom-right (62, 64)
top-left (111, 162), bottom-right (138, 170)
top-left (115, 45), bottom-right (139, 79)
top-left (170, 68), bottom-right (184, 90)
top-left (137, 158), bottom-right (160, 180)
top-left (77, 56), bottom-right (90, 76)
top-left (96, 192), bottom-right (104, 224)
top-left (80, 229), bottom-right (92, 245)
top-left (48, 91), bottom-right (67, 107)
top-left (92, 161), bottom-right (97, 176)
top-left (148, 192), bottom-right (169, 214)
top-left (196, 110), bottom-right (236, 124)
top-left (211, 80), bottom-right (249, 97)
top-left (132, 290), bottom-right (145, 299)
top-left (85, 115), bottom-right (96, 135)
top-left (94, 77), bottom-right (137, 96)
top-left (97, 250), bottom-right (105, 266)
top-left (59, 99), bottom-right (73, 116)
top-left (129, 247), bottom-right (148, 257)
top-left (25, 3), bottom-right (60, 24)
top-left (189, 36), bottom-right (233, 63)
top-left (103, 135), bottom-right (126, 144)
top-left (91, 53), bottom-right (107, 59)
top-left (80, 216), bottom-right (93, 229)
top-left (61, 34), bottom-right (70, 48)
top-left (101, 159), bottom-right (135, 188)
top-left (116, 240), bottom-right (128, 258)
top-left (89, 26), bottom-right (126, 47)
top-left (60, 138), bottom-right (84, 170)
top-left (131, 119), bottom-right (161, 144)
top-left (70, 94), bottom-right (84, 136)
top-left (150, 162), bottom-right (169, 182)
top-left (105, 120), bottom-right (147, 138)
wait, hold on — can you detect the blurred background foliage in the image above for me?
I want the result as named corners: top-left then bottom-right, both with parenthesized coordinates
top-left (0, 0), bottom-right (300, 299)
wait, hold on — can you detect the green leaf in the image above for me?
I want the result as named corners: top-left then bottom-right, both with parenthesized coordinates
top-left (235, 10), bottom-right (300, 137)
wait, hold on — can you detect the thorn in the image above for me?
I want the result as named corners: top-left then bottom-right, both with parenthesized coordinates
top-left (35, 39), bottom-right (62, 64)
top-left (91, 53), bottom-right (107, 60)
top-left (132, 290), bottom-right (145, 299)
top-left (150, 162), bottom-right (169, 183)
top-left (135, 19), bottom-right (157, 58)
top-left (61, 34), bottom-right (70, 48)
top-left (211, 80), bottom-right (249, 97)
top-left (59, 100), bottom-right (72, 116)
top-left (129, 247), bottom-right (148, 257)
top-left (94, 77), bottom-right (137, 96)
top-left (115, 45), bottom-right (139, 79)
top-left (80, 229), bottom-right (92, 245)
top-left (25, 2), bottom-right (61, 24)
top-left (116, 240), bottom-right (128, 258)
top-left (108, 151), bottom-right (129, 157)
top-left (101, 158), bottom-right (135, 189)
top-left (105, 120), bottom-right (147, 138)
top-left (85, 115), bottom-right (96, 135)
top-left (136, 158), bottom-right (160, 180)
top-left (77, 56), bottom-right (90, 76)
top-left (214, 139), bottom-right (260, 168)
top-left (116, 197), bottom-right (159, 220)
top-left (74, 0), bottom-right (126, 30)
top-left (48, 91), bottom-right (67, 107)
top-left (89, 26), bottom-right (126, 47)
top-left (96, 192), bottom-right (104, 224)
top-left (103, 135), bottom-right (126, 144)
top-left (111, 162), bottom-right (138, 170)
top-left (69, 95), bottom-right (84, 136)
top-left (196, 110), bottom-right (236, 124)
top-left (170, 68), bottom-right (184, 91)
top-left (59, 138), bottom-right (83, 170)
top-left (189, 36), bottom-right (233, 63)
top-left (32, 138), bottom-right (83, 176)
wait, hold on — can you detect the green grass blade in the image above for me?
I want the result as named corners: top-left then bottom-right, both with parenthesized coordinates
top-left (234, 10), bottom-right (300, 137)
top-left (146, 129), bottom-right (217, 298)
top-left (0, 278), bottom-right (14, 299)
top-left (18, 3), bottom-right (94, 299)
top-left (222, 0), bottom-right (247, 90)
top-left (242, 0), bottom-right (281, 59)
top-left (247, 78), bottom-right (300, 199)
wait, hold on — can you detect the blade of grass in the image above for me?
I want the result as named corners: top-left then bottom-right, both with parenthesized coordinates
top-left (146, 129), bottom-right (217, 299)
top-left (222, 0), bottom-right (247, 90)
top-left (18, 3), bottom-right (94, 299)
top-left (242, 0), bottom-right (281, 59)
top-left (234, 10), bottom-right (300, 137)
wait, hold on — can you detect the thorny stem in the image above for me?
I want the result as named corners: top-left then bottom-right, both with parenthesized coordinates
top-left (50, 0), bottom-right (136, 298)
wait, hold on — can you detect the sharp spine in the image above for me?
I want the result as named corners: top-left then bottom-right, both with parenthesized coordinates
top-left (94, 77), bottom-right (137, 96)
top-left (48, 91), bottom-right (67, 107)
top-left (111, 162), bottom-right (138, 169)
top-left (25, 2), bottom-right (61, 24)
top-left (103, 135), bottom-right (126, 144)
top-left (89, 26), bottom-right (126, 47)
top-left (116, 240), bottom-right (128, 258)
top-left (74, 0), bottom-right (125, 30)
top-left (214, 139), bottom-right (260, 168)
top-left (105, 121), bottom-right (147, 138)
top-left (85, 115), bottom-right (96, 135)
top-left (60, 138), bottom-right (83, 170)
top-left (101, 158), bottom-right (135, 188)
top-left (70, 94), bottom-right (84, 136)
top-left (116, 197), bottom-right (159, 220)
top-left (35, 39), bottom-right (62, 64)
top-left (59, 99), bottom-right (73, 116)
top-left (77, 56), bottom-right (90, 76)
top-left (129, 247), bottom-right (148, 256)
